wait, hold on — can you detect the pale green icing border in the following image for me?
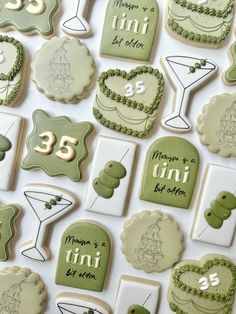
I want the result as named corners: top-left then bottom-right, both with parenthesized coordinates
top-left (94, 66), bottom-right (164, 138)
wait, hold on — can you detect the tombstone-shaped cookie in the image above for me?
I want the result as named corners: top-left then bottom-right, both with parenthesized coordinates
top-left (140, 136), bottom-right (199, 209)
top-left (56, 221), bottom-right (111, 292)
top-left (100, 0), bottom-right (159, 62)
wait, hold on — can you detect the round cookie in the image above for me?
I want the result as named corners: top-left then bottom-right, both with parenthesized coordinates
top-left (31, 37), bottom-right (95, 103)
top-left (121, 210), bottom-right (184, 273)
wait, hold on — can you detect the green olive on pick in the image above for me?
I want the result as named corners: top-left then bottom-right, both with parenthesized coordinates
top-left (0, 134), bottom-right (12, 161)
top-left (128, 305), bottom-right (150, 314)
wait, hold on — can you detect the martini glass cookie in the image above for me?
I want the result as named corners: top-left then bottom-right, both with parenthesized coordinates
top-left (197, 93), bottom-right (236, 157)
top-left (168, 255), bottom-right (236, 314)
top-left (166, 0), bottom-right (235, 48)
top-left (0, 0), bottom-right (59, 36)
top-left (93, 66), bottom-right (164, 138)
top-left (121, 210), bottom-right (184, 273)
top-left (100, 0), bottom-right (159, 63)
top-left (31, 37), bottom-right (95, 103)
top-left (0, 35), bottom-right (25, 106)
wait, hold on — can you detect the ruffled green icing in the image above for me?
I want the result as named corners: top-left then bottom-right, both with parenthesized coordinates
top-left (169, 302), bottom-right (232, 314)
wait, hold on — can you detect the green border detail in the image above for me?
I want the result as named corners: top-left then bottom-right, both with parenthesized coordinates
top-left (172, 0), bottom-right (235, 18)
top-left (172, 258), bottom-right (236, 303)
top-left (97, 66), bottom-right (164, 114)
top-left (169, 302), bottom-right (233, 314)
top-left (0, 35), bottom-right (24, 81)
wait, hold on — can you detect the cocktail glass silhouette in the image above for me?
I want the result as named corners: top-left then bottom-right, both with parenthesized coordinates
top-left (63, 0), bottom-right (91, 36)
top-left (161, 54), bottom-right (217, 133)
top-left (57, 302), bottom-right (103, 314)
top-left (20, 185), bottom-right (75, 261)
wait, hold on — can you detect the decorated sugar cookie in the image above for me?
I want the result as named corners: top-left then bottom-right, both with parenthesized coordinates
top-left (85, 136), bottom-right (137, 217)
top-left (0, 266), bottom-right (46, 314)
top-left (93, 66), bottom-right (164, 138)
top-left (161, 53), bottom-right (218, 133)
top-left (168, 255), bottom-right (236, 314)
top-left (62, 0), bottom-right (92, 37)
top-left (56, 293), bottom-right (111, 314)
top-left (224, 41), bottom-right (236, 85)
top-left (114, 275), bottom-right (160, 314)
top-left (20, 184), bottom-right (76, 262)
top-left (56, 221), bottom-right (111, 292)
top-left (100, 0), bottom-right (159, 62)
top-left (0, 0), bottom-right (59, 36)
top-left (22, 110), bottom-right (93, 181)
top-left (0, 112), bottom-right (23, 191)
top-left (191, 164), bottom-right (236, 247)
top-left (0, 35), bottom-right (25, 106)
top-left (166, 0), bottom-right (235, 48)
top-left (31, 37), bottom-right (95, 103)
top-left (121, 210), bottom-right (184, 273)
top-left (0, 204), bottom-right (18, 261)
top-left (197, 93), bottom-right (236, 157)
top-left (140, 136), bottom-right (199, 209)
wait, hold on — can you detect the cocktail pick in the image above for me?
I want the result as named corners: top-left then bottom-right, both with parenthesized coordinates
top-left (161, 53), bottom-right (218, 133)
top-left (128, 294), bottom-right (152, 314)
top-left (20, 184), bottom-right (76, 262)
top-left (62, 0), bottom-right (92, 37)
top-left (197, 191), bottom-right (236, 237)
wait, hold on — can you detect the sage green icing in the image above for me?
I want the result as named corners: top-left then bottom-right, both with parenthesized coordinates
top-left (128, 305), bottom-right (150, 314)
top-left (0, 0), bottom-right (59, 36)
top-left (197, 93), bottom-right (236, 157)
top-left (22, 109), bottom-right (93, 182)
top-left (0, 134), bottom-right (11, 161)
top-left (93, 178), bottom-right (114, 199)
top-left (32, 37), bottom-right (95, 103)
top-left (55, 221), bottom-right (111, 292)
top-left (0, 266), bottom-right (46, 314)
top-left (121, 210), bottom-right (184, 273)
top-left (167, 0), bottom-right (235, 47)
top-left (168, 255), bottom-right (236, 314)
top-left (99, 169), bottom-right (120, 188)
top-left (100, 0), bottom-right (159, 62)
top-left (93, 66), bottom-right (164, 138)
top-left (140, 136), bottom-right (199, 209)
top-left (224, 41), bottom-right (236, 85)
top-left (204, 191), bottom-right (236, 229)
top-left (0, 35), bottom-right (24, 106)
top-left (0, 204), bottom-right (18, 261)
top-left (93, 161), bottom-right (126, 199)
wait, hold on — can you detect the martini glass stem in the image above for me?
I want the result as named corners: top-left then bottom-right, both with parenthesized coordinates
top-left (76, 0), bottom-right (81, 17)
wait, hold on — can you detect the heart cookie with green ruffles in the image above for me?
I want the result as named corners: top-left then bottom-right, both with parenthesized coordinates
top-left (168, 255), bottom-right (236, 314)
top-left (93, 66), bottom-right (164, 138)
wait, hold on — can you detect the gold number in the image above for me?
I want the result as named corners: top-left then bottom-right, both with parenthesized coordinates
top-left (55, 136), bottom-right (78, 162)
top-left (34, 131), bottom-right (57, 155)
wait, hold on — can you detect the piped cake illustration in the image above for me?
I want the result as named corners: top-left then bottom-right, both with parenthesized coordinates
top-left (20, 184), bottom-right (76, 262)
top-left (0, 35), bottom-right (25, 106)
top-left (161, 53), bottom-right (218, 133)
top-left (0, 0), bottom-right (59, 36)
top-left (166, 0), bottom-right (235, 48)
top-left (121, 210), bottom-right (184, 273)
top-left (191, 164), bottom-right (236, 247)
top-left (168, 255), bottom-right (236, 314)
top-left (100, 0), bottom-right (159, 62)
top-left (197, 93), bottom-right (236, 157)
top-left (93, 66), bottom-right (164, 138)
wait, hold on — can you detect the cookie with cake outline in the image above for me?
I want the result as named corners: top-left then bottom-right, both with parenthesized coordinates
top-left (31, 37), bottom-right (95, 103)
top-left (100, 0), bottom-right (159, 62)
top-left (0, 266), bottom-right (47, 314)
top-left (121, 210), bottom-right (184, 273)
top-left (93, 66), bottom-right (164, 138)
top-left (166, 0), bottom-right (235, 48)
top-left (20, 184), bottom-right (77, 262)
top-left (22, 109), bottom-right (93, 181)
top-left (0, 0), bottom-right (59, 36)
top-left (197, 93), bottom-right (236, 157)
top-left (168, 254), bottom-right (236, 314)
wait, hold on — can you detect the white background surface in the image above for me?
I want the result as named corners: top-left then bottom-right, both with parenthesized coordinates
top-left (1, 0), bottom-right (236, 313)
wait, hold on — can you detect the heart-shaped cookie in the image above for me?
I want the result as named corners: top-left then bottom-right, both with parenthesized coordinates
top-left (93, 66), bottom-right (164, 138)
top-left (172, 257), bottom-right (236, 302)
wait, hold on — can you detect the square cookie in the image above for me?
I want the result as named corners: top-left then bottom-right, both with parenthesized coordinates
top-left (85, 136), bottom-right (137, 216)
top-left (191, 164), bottom-right (236, 247)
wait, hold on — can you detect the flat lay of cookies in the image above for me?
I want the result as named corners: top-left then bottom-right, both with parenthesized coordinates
top-left (1, 0), bottom-right (236, 313)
